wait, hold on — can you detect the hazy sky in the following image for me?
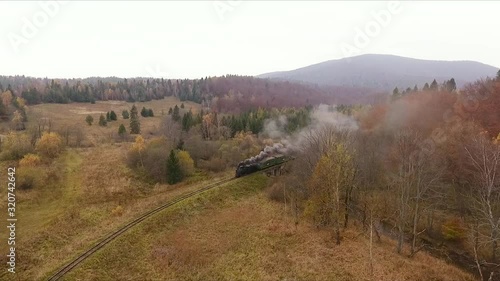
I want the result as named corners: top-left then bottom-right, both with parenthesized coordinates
top-left (1, 1), bottom-right (499, 79)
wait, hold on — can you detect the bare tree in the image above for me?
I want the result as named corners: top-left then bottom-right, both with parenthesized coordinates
top-left (390, 129), bottom-right (443, 256)
top-left (464, 134), bottom-right (500, 271)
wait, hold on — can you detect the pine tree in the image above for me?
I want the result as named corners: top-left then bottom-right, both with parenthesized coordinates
top-left (445, 78), bottom-right (456, 92)
top-left (168, 107), bottom-right (173, 115)
top-left (497, 70), bottom-right (500, 80)
top-left (130, 105), bottom-right (140, 134)
top-left (106, 112), bottom-right (111, 121)
top-left (430, 79), bottom-right (438, 91)
top-left (110, 110), bottom-right (117, 121)
top-left (393, 87), bottom-right (399, 95)
top-left (141, 106), bottom-right (147, 117)
top-left (122, 110), bottom-right (129, 119)
top-left (166, 150), bottom-right (182, 184)
top-left (180, 103), bottom-right (185, 109)
top-left (172, 105), bottom-right (180, 122)
top-left (85, 115), bottom-right (93, 126)
top-left (413, 85), bottom-right (418, 92)
top-left (118, 124), bottom-right (126, 136)
top-left (148, 108), bottom-right (154, 117)
top-left (99, 114), bottom-right (107, 126)
top-left (423, 83), bottom-right (430, 91)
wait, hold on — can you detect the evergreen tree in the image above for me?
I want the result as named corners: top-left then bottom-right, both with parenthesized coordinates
top-left (423, 83), bottom-right (430, 91)
top-left (122, 110), bottom-right (129, 119)
top-left (118, 124), bottom-right (126, 136)
top-left (148, 108), bottom-right (154, 117)
top-left (110, 110), bottom-right (117, 121)
top-left (99, 114), bottom-right (107, 126)
top-left (106, 112), bottom-right (111, 121)
top-left (141, 106), bottom-right (147, 117)
top-left (181, 110), bottom-right (194, 131)
top-left (497, 70), bottom-right (500, 80)
top-left (430, 79), bottom-right (438, 91)
top-left (445, 78), bottom-right (456, 92)
top-left (413, 85), bottom-right (418, 92)
top-left (172, 105), bottom-right (180, 122)
top-left (393, 87), bottom-right (399, 95)
top-left (168, 107), bottom-right (173, 115)
top-left (85, 115), bottom-right (93, 126)
top-left (130, 105), bottom-right (140, 134)
top-left (180, 103), bottom-right (185, 109)
top-left (166, 150), bottom-right (182, 184)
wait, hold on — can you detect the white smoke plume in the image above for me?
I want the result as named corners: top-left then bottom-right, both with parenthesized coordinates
top-left (240, 104), bottom-right (358, 165)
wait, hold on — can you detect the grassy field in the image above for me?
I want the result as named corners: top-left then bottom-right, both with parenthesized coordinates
top-left (62, 174), bottom-right (474, 281)
top-left (0, 143), bottom-right (231, 281)
top-left (23, 96), bottom-right (201, 144)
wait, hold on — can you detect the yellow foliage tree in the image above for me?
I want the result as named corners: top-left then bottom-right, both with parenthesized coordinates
top-left (1, 90), bottom-right (12, 107)
top-left (35, 132), bottom-right (64, 159)
top-left (19, 153), bottom-right (41, 167)
top-left (131, 135), bottom-right (146, 167)
top-left (306, 143), bottom-right (355, 245)
top-left (16, 97), bottom-right (26, 108)
top-left (177, 150), bottom-right (195, 177)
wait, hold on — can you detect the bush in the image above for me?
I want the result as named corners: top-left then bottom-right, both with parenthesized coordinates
top-left (99, 114), bottom-right (107, 126)
top-left (177, 150), bottom-right (195, 177)
top-left (19, 153), bottom-right (41, 167)
top-left (127, 136), bottom-right (172, 183)
top-left (198, 158), bottom-right (226, 172)
top-left (17, 167), bottom-right (42, 190)
top-left (441, 218), bottom-right (466, 241)
top-left (0, 132), bottom-right (33, 160)
top-left (111, 205), bottom-right (124, 217)
top-left (35, 132), bottom-right (64, 159)
top-left (266, 182), bottom-right (286, 202)
top-left (85, 115), bottom-right (93, 125)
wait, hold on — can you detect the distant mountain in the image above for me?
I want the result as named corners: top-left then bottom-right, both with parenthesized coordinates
top-left (258, 54), bottom-right (499, 92)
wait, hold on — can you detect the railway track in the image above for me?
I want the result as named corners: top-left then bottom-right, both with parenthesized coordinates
top-left (46, 176), bottom-right (235, 281)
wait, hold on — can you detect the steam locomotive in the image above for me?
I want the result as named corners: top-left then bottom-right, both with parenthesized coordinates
top-left (235, 154), bottom-right (293, 178)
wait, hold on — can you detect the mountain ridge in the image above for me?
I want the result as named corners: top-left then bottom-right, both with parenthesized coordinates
top-left (258, 54), bottom-right (499, 91)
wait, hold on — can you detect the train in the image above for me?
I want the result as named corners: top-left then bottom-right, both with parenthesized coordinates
top-left (235, 154), bottom-right (294, 178)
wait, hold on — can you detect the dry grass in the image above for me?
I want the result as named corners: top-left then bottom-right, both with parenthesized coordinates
top-left (25, 97), bottom-right (201, 144)
top-left (64, 175), bottom-right (475, 281)
top-left (0, 143), bottom-right (230, 281)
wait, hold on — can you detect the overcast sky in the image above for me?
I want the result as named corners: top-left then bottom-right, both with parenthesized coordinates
top-left (1, 1), bottom-right (499, 79)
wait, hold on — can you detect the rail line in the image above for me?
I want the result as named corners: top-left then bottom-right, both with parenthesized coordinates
top-left (46, 176), bottom-right (235, 281)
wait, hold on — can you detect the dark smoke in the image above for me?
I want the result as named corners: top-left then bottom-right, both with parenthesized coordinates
top-left (241, 143), bottom-right (286, 165)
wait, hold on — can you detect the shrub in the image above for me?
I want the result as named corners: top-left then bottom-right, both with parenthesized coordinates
top-left (99, 114), bottom-right (107, 126)
top-left (35, 132), bottom-right (64, 159)
top-left (19, 153), bottom-right (41, 167)
top-left (110, 110), bottom-right (117, 121)
top-left (127, 136), bottom-right (173, 183)
top-left (17, 167), bottom-right (42, 190)
top-left (198, 158), bottom-right (226, 172)
top-left (266, 182), bottom-right (286, 202)
top-left (441, 218), bottom-right (466, 241)
top-left (85, 114), bottom-right (94, 126)
top-left (177, 150), bottom-right (195, 177)
top-left (111, 205), bottom-right (124, 216)
top-left (0, 132), bottom-right (33, 160)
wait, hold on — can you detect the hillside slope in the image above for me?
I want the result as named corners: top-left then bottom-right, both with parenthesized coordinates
top-left (259, 54), bottom-right (499, 91)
